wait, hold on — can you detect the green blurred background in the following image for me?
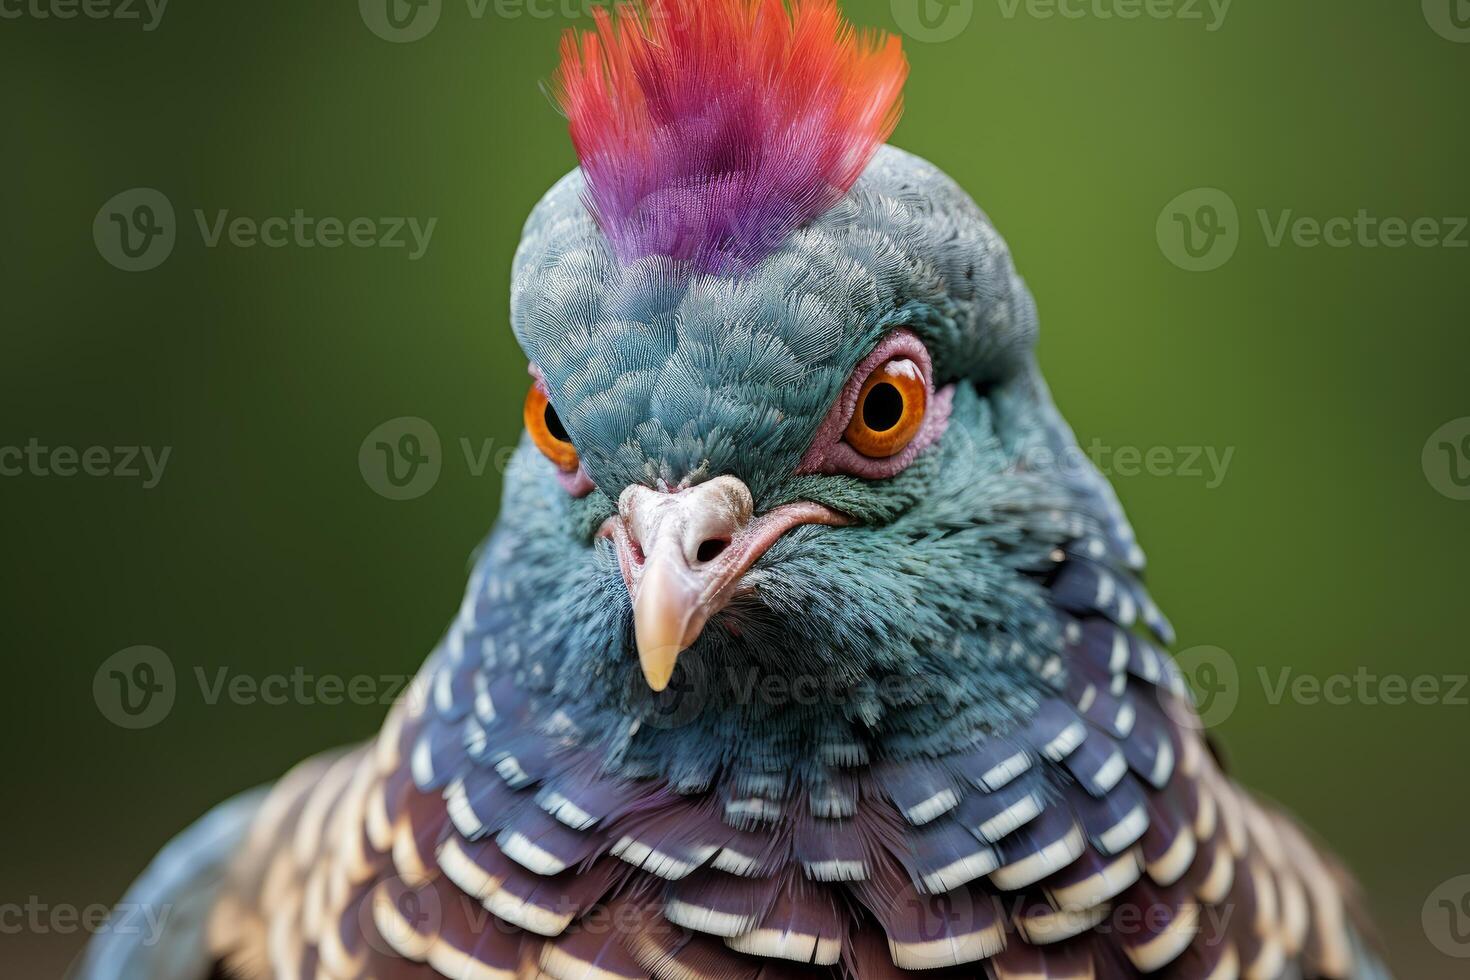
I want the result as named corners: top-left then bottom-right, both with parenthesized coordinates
top-left (3, 0), bottom-right (1467, 974)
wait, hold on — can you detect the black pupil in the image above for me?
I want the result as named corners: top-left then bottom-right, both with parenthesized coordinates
top-left (862, 382), bottom-right (904, 432)
top-left (544, 404), bottom-right (570, 443)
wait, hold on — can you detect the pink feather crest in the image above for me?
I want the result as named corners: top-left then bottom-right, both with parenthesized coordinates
top-left (554, 0), bottom-right (907, 276)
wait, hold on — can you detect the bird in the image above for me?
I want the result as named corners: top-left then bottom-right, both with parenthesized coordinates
top-left (76, 1), bottom-right (1391, 978)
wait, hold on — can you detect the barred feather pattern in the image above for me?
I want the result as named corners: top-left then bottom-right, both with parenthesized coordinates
top-left (211, 535), bottom-right (1375, 980)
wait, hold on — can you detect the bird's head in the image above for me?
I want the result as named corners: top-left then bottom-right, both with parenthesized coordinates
top-left (475, 0), bottom-right (1154, 772)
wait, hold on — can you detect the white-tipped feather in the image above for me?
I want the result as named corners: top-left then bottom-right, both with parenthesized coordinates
top-left (976, 792), bottom-right (1043, 842)
top-left (428, 941), bottom-right (517, 980)
top-left (1098, 803), bottom-right (1150, 855)
top-left (1092, 751), bottom-right (1129, 795)
top-left (805, 858), bottom-right (867, 882)
top-left (1147, 828), bottom-right (1198, 888)
top-left (485, 887), bottom-right (574, 938)
top-left (1123, 901), bottom-right (1198, 972)
top-left (726, 928), bottom-right (841, 964)
top-left (978, 751), bottom-right (1031, 791)
top-left (1047, 850), bottom-right (1142, 911)
top-left (1043, 721), bottom-right (1087, 761)
top-left (372, 885), bottom-right (431, 962)
top-left (663, 899), bottom-right (756, 938)
top-left (538, 791), bottom-right (596, 830)
top-left (887, 920), bottom-right (1006, 970)
top-left (1150, 735), bottom-right (1176, 787)
top-left (438, 836), bottom-right (501, 899)
top-left (499, 830), bottom-right (570, 876)
top-left (410, 739), bottom-right (435, 789)
top-left (920, 848), bottom-right (1000, 893)
top-left (990, 824), bottom-right (1086, 891)
top-left (1018, 902), bottom-right (1111, 945)
top-left (610, 837), bottom-right (709, 880)
top-left (445, 780), bottom-right (484, 839)
top-left (905, 788), bottom-right (960, 825)
top-left (1198, 846), bottom-right (1236, 904)
top-left (711, 846), bottom-right (759, 876)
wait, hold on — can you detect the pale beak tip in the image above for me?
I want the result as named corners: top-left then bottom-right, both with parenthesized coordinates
top-left (636, 637), bottom-right (684, 693)
top-left (631, 554), bottom-right (701, 693)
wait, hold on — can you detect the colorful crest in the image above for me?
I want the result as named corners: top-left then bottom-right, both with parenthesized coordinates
top-left (554, 0), bottom-right (907, 276)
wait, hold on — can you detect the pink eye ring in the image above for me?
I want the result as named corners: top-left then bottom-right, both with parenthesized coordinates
top-left (798, 329), bottom-right (953, 480)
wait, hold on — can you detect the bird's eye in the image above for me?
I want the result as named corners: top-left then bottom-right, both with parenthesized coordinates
top-left (524, 385), bottom-right (580, 472)
top-left (844, 357), bottom-right (928, 458)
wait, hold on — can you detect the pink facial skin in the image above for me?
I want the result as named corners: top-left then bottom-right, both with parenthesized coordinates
top-left (527, 364), bottom-right (597, 498)
top-left (797, 329), bottom-right (953, 479)
top-left (556, 463), bottom-right (597, 498)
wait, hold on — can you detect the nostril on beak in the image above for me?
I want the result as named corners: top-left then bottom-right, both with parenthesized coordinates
top-left (695, 538), bottom-right (729, 564)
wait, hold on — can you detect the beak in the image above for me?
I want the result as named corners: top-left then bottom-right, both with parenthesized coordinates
top-left (602, 476), bottom-right (848, 691)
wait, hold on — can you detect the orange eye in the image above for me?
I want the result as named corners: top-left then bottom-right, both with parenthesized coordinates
top-left (524, 385), bottom-right (580, 472)
top-left (844, 358), bottom-right (928, 458)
